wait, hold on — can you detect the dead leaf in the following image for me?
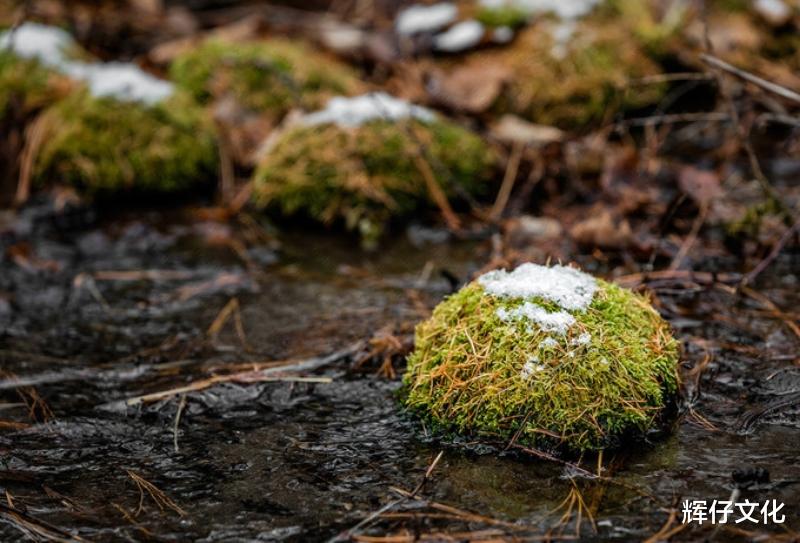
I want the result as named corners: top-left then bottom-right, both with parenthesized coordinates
top-left (490, 114), bottom-right (564, 146)
top-left (570, 209), bottom-right (634, 250)
top-left (427, 64), bottom-right (510, 114)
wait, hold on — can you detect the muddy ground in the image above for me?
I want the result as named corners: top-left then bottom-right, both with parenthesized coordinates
top-left (0, 200), bottom-right (798, 541)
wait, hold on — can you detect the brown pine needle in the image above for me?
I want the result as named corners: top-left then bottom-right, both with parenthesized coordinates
top-left (126, 470), bottom-right (187, 518)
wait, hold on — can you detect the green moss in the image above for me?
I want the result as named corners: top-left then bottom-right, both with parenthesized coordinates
top-left (402, 277), bottom-right (680, 452)
top-left (33, 90), bottom-right (218, 195)
top-left (474, 20), bottom-right (667, 128)
top-left (0, 51), bottom-right (68, 119)
top-left (475, 6), bottom-right (529, 28)
top-left (252, 118), bottom-right (496, 245)
top-left (170, 38), bottom-right (362, 118)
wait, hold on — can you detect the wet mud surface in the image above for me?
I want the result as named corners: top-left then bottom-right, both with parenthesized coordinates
top-left (1, 207), bottom-right (799, 541)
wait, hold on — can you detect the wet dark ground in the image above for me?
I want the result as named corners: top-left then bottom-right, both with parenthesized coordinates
top-left (0, 204), bottom-right (799, 542)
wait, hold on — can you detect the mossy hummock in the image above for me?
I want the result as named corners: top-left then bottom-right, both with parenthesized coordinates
top-left (252, 94), bottom-right (496, 244)
top-left (1, 23), bottom-right (218, 196)
top-left (170, 38), bottom-right (362, 118)
top-left (403, 263), bottom-right (680, 452)
top-left (33, 91), bottom-right (218, 195)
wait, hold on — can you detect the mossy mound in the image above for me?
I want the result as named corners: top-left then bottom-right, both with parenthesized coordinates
top-left (33, 90), bottom-right (218, 195)
top-left (0, 51), bottom-right (69, 119)
top-left (252, 116), bottom-right (496, 244)
top-left (170, 38), bottom-right (362, 118)
top-left (455, 3), bottom-right (680, 128)
top-left (402, 263), bottom-right (680, 452)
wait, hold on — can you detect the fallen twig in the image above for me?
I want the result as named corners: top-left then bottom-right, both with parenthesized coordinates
top-left (700, 54), bottom-right (800, 105)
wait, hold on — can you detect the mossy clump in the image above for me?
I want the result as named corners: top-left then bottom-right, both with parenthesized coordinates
top-left (170, 38), bottom-right (362, 118)
top-left (33, 90), bottom-right (218, 195)
top-left (252, 116), bottom-right (496, 244)
top-left (402, 263), bottom-right (680, 452)
top-left (0, 51), bottom-right (69, 120)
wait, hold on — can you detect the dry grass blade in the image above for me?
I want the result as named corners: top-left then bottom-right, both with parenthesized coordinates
top-left (207, 297), bottom-right (248, 349)
top-left (126, 470), bottom-right (187, 517)
top-left (92, 270), bottom-right (194, 281)
top-left (0, 502), bottom-right (86, 542)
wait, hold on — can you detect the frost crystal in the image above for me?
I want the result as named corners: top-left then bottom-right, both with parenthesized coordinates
top-left (478, 263), bottom-right (597, 311)
top-left (0, 22), bottom-right (174, 104)
top-left (497, 302), bottom-right (575, 335)
top-left (302, 93), bottom-right (436, 128)
top-left (396, 3), bottom-right (458, 35)
top-left (434, 20), bottom-right (485, 52)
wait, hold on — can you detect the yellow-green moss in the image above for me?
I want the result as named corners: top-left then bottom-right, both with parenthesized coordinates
top-left (33, 90), bottom-right (218, 195)
top-left (0, 51), bottom-right (69, 119)
top-left (402, 278), bottom-right (680, 452)
top-left (252, 119), bottom-right (496, 244)
top-left (170, 38), bottom-right (362, 118)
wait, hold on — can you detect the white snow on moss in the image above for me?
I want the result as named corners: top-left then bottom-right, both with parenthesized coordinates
top-left (540, 336), bottom-right (559, 348)
top-left (572, 331), bottom-right (592, 346)
top-left (478, 0), bottom-right (602, 20)
top-left (497, 302), bottom-right (575, 335)
top-left (0, 22), bottom-right (74, 66)
top-left (0, 22), bottom-right (173, 104)
top-left (396, 3), bottom-right (459, 35)
top-left (65, 62), bottom-right (174, 104)
top-left (302, 92), bottom-right (436, 128)
top-left (478, 263), bottom-right (597, 311)
top-left (521, 357), bottom-right (546, 379)
top-left (434, 20), bottom-right (485, 52)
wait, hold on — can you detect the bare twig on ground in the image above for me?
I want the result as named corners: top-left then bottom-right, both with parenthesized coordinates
top-left (700, 54), bottom-right (800, 105)
top-left (118, 343), bottom-right (359, 408)
top-left (207, 297), bottom-right (249, 349)
top-left (742, 215), bottom-right (800, 286)
top-left (412, 152), bottom-right (461, 231)
top-left (329, 451), bottom-right (445, 543)
top-left (490, 141), bottom-right (524, 221)
top-left (0, 502), bottom-right (86, 542)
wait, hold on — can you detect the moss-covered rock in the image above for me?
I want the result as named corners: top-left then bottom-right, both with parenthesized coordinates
top-left (33, 90), bottom-right (217, 195)
top-left (252, 97), bottom-right (496, 244)
top-left (402, 263), bottom-right (680, 452)
top-left (170, 38), bottom-right (362, 118)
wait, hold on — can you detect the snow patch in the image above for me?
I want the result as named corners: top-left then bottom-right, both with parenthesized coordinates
top-left (492, 26), bottom-right (515, 44)
top-left (572, 332), bottom-right (591, 346)
top-left (302, 92), bottom-right (436, 128)
top-left (521, 357), bottom-right (546, 379)
top-left (540, 336), bottom-right (559, 348)
top-left (396, 3), bottom-right (459, 35)
top-left (0, 22), bottom-right (74, 66)
top-left (478, 263), bottom-right (597, 311)
top-left (497, 302), bottom-right (576, 335)
top-left (478, 0), bottom-right (602, 20)
top-left (434, 20), bottom-right (485, 52)
top-left (0, 22), bottom-right (173, 104)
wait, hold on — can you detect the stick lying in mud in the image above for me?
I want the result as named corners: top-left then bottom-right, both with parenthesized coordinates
top-left (109, 343), bottom-right (361, 409)
top-left (0, 502), bottom-right (86, 542)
